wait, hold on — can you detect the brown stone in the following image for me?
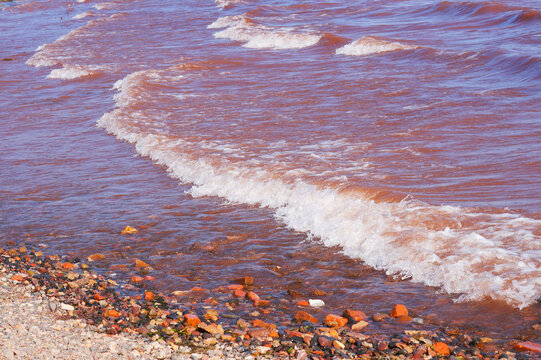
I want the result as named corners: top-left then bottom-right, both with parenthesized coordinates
top-left (198, 322), bottom-right (224, 336)
top-left (254, 299), bottom-right (270, 307)
top-left (294, 311), bottom-right (318, 324)
top-left (287, 289), bottom-right (303, 298)
top-left (237, 318), bottom-right (250, 329)
top-left (313, 289), bottom-right (327, 296)
top-left (133, 258), bottom-right (151, 269)
top-left (247, 327), bottom-right (269, 338)
top-left (390, 304), bottom-right (408, 318)
top-left (318, 336), bottom-right (333, 348)
top-left (325, 314), bottom-right (348, 328)
top-left (253, 319), bottom-right (276, 330)
top-left (204, 309), bottom-right (219, 322)
top-left (121, 225), bottom-right (139, 235)
top-left (343, 309), bottom-right (367, 322)
top-left (397, 315), bottom-right (412, 324)
top-left (87, 253), bottom-right (105, 262)
top-left (233, 277), bottom-right (254, 286)
top-left (351, 320), bottom-right (369, 331)
top-left (373, 312), bottom-right (389, 321)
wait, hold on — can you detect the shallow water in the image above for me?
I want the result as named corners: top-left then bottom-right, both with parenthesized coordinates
top-left (1, 0), bottom-right (540, 342)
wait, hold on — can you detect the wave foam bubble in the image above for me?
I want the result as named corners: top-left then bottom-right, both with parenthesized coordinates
top-left (73, 11), bottom-right (95, 19)
top-left (97, 68), bottom-right (541, 309)
top-left (47, 64), bottom-right (100, 80)
top-left (209, 15), bottom-right (321, 49)
top-left (336, 36), bottom-right (417, 56)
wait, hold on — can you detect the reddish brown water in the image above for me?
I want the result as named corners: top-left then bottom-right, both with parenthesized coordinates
top-left (1, 0), bottom-right (540, 342)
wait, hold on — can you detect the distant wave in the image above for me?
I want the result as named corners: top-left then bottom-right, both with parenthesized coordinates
top-left (336, 36), bottom-right (417, 56)
top-left (425, 1), bottom-right (541, 24)
top-left (208, 15), bottom-right (321, 49)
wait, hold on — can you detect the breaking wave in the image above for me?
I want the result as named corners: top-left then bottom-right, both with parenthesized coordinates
top-left (97, 67), bottom-right (541, 309)
top-left (208, 15), bottom-right (321, 49)
top-left (336, 36), bottom-right (418, 56)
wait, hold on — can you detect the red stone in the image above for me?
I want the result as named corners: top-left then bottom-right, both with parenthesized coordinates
top-left (62, 262), bottom-right (76, 270)
top-left (105, 309), bottom-right (120, 317)
top-left (233, 277), bottom-right (254, 286)
top-left (434, 342), bottom-right (450, 356)
top-left (390, 304), bottom-right (408, 318)
top-left (144, 290), bottom-right (155, 301)
top-left (325, 314), bottom-right (348, 328)
top-left (228, 284), bottom-right (244, 290)
top-left (131, 276), bottom-right (144, 283)
top-left (514, 341), bottom-right (541, 353)
top-left (184, 314), bottom-right (201, 327)
top-left (247, 291), bottom-right (260, 302)
top-left (234, 289), bottom-right (246, 298)
top-left (343, 309), bottom-right (367, 322)
top-left (254, 300), bottom-right (270, 307)
top-left (296, 300), bottom-right (310, 307)
top-left (294, 311), bottom-right (318, 324)
top-left (94, 293), bottom-right (106, 301)
top-left (10, 274), bottom-right (24, 282)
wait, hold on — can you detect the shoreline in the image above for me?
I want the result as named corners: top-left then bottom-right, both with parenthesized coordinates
top-left (0, 244), bottom-right (539, 359)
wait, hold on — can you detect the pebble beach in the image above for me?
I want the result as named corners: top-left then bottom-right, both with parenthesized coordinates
top-left (0, 244), bottom-right (539, 359)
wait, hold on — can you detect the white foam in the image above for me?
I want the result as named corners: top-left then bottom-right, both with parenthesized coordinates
top-left (336, 36), bottom-right (417, 56)
top-left (47, 64), bottom-right (99, 79)
top-left (73, 11), bottom-right (94, 19)
top-left (215, 0), bottom-right (244, 8)
top-left (209, 15), bottom-right (321, 50)
top-left (94, 2), bottom-right (115, 10)
top-left (97, 68), bottom-right (541, 309)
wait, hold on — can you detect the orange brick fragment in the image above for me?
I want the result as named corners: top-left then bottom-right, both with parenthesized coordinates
top-left (390, 304), bottom-right (408, 318)
top-left (247, 291), bottom-right (260, 302)
top-left (234, 289), bottom-right (246, 298)
top-left (514, 341), bottom-right (541, 353)
top-left (325, 314), bottom-right (348, 328)
top-left (131, 276), bottom-right (144, 283)
top-left (94, 293), bottom-right (106, 301)
top-left (294, 311), bottom-right (318, 324)
top-left (184, 314), bottom-right (201, 327)
top-left (254, 300), bottom-right (270, 307)
top-left (434, 342), bottom-right (450, 356)
top-left (343, 309), bottom-right (367, 322)
top-left (105, 309), bottom-right (120, 317)
top-left (228, 284), bottom-right (244, 290)
top-left (133, 258), bottom-right (151, 269)
top-left (87, 253), bottom-right (105, 262)
top-left (144, 290), bottom-right (155, 301)
top-left (296, 300), bottom-right (310, 307)
top-left (10, 274), bottom-right (24, 282)
top-left (233, 276), bottom-right (254, 286)
top-left (62, 262), bottom-right (76, 270)
top-left (253, 319), bottom-right (275, 329)
top-left (121, 226), bottom-right (139, 235)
